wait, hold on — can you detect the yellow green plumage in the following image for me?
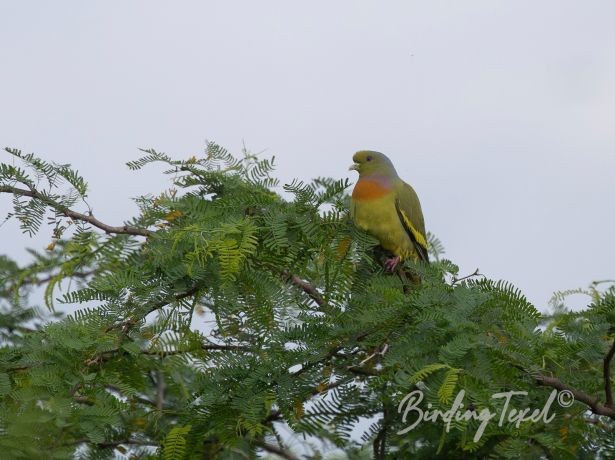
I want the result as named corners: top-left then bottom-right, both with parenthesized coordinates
top-left (349, 150), bottom-right (428, 270)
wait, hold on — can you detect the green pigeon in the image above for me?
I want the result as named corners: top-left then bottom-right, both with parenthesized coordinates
top-left (349, 150), bottom-right (429, 270)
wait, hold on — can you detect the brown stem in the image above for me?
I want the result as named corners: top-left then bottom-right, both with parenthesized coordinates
top-left (105, 284), bottom-right (202, 333)
top-left (146, 284), bottom-right (202, 316)
top-left (72, 395), bottom-right (95, 405)
top-left (105, 385), bottom-right (157, 408)
top-left (202, 343), bottom-right (252, 352)
top-left (534, 373), bottom-right (615, 418)
top-left (253, 440), bottom-right (300, 460)
top-left (142, 343), bottom-right (252, 356)
top-left (373, 412), bottom-right (387, 459)
top-left (282, 269), bottom-right (326, 308)
top-left (263, 377), bottom-right (354, 426)
top-left (0, 185), bottom-right (151, 237)
top-left (451, 268), bottom-right (482, 285)
top-left (68, 438), bottom-right (159, 448)
top-left (28, 270), bottom-right (96, 286)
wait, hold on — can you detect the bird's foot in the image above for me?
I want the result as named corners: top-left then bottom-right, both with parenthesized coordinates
top-left (384, 256), bottom-right (401, 272)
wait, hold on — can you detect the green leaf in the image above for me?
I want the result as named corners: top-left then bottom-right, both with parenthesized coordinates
top-left (0, 373), bottom-right (11, 395)
top-left (163, 425), bottom-right (192, 460)
top-left (438, 368), bottom-right (461, 404)
top-left (409, 363), bottom-right (450, 384)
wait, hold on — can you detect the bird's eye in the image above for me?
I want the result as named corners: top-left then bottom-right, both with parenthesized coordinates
top-left (366, 156), bottom-right (373, 162)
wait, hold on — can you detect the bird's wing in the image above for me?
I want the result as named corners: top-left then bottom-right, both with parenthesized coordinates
top-left (394, 181), bottom-right (429, 262)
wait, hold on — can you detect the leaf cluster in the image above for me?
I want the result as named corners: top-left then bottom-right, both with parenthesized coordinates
top-left (0, 145), bottom-right (613, 459)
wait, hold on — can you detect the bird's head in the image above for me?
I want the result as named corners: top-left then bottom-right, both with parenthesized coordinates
top-left (349, 150), bottom-right (398, 177)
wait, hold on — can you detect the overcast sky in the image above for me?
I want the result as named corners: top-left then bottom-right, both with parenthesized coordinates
top-left (1, 1), bottom-right (614, 311)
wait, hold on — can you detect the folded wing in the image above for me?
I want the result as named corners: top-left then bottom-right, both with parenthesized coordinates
top-left (394, 182), bottom-right (429, 262)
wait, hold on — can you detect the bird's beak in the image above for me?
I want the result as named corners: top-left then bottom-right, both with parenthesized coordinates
top-left (349, 163), bottom-right (359, 172)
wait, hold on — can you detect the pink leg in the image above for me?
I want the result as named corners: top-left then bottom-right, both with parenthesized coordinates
top-left (384, 255), bottom-right (401, 272)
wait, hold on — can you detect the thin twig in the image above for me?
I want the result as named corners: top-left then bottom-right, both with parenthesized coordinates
top-left (105, 284), bottom-right (202, 333)
top-left (263, 377), bottom-right (354, 427)
top-left (146, 284), bottom-right (202, 316)
top-left (356, 344), bottom-right (389, 367)
top-left (451, 268), bottom-right (482, 285)
top-left (68, 438), bottom-right (159, 448)
top-left (373, 383), bottom-right (389, 460)
top-left (142, 343), bottom-right (252, 356)
top-left (69, 381), bottom-right (95, 405)
top-left (0, 185), bottom-right (151, 237)
top-left (254, 440), bottom-right (300, 460)
top-left (72, 395), bottom-right (95, 406)
top-left (282, 269), bottom-right (326, 308)
top-left (27, 270), bottom-right (96, 286)
top-left (202, 342), bottom-right (252, 352)
top-left (105, 385), bottom-right (157, 407)
top-left (80, 287), bottom-right (205, 371)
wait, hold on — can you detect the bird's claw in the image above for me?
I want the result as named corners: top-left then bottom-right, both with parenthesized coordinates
top-left (384, 256), bottom-right (401, 272)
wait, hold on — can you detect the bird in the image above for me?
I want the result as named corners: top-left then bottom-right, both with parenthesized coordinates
top-left (349, 150), bottom-right (429, 271)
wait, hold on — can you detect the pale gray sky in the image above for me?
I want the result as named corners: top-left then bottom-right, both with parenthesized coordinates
top-left (1, 1), bottom-right (614, 310)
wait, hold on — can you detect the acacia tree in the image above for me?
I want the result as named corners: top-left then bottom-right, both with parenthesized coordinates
top-left (0, 144), bottom-right (614, 459)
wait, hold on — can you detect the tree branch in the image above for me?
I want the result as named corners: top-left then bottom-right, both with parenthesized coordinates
top-left (105, 384), bottom-right (158, 408)
top-left (534, 373), bottom-right (615, 419)
top-left (145, 284), bottom-right (202, 316)
top-left (142, 343), bottom-right (252, 356)
top-left (26, 270), bottom-right (96, 286)
top-left (105, 284), bottom-right (202, 333)
top-left (72, 395), bottom-right (95, 405)
top-left (202, 343), bottom-right (252, 352)
top-left (68, 438), bottom-right (159, 449)
top-left (282, 269), bottom-right (325, 308)
top-left (253, 440), bottom-right (300, 460)
top-left (451, 268), bottom-right (483, 285)
top-left (80, 286), bottom-right (208, 373)
top-left (0, 185), bottom-right (151, 237)
top-left (373, 402), bottom-right (388, 460)
top-left (263, 377), bottom-right (354, 426)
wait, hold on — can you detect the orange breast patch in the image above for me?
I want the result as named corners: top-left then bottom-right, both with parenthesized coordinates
top-left (352, 179), bottom-right (391, 201)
